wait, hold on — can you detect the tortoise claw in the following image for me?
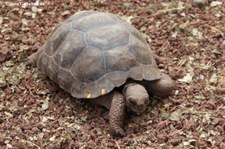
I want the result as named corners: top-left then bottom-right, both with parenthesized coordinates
top-left (110, 128), bottom-right (125, 137)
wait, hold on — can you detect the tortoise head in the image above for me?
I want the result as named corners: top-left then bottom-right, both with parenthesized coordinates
top-left (123, 83), bottom-right (149, 114)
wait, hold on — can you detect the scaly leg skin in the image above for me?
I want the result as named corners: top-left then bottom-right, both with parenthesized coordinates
top-left (25, 52), bottom-right (37, 66)
top-left (109, 91), bottom-right (126, 137)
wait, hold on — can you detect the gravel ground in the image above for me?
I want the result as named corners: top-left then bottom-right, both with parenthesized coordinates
top-left (0, 0), bottom-right (225, 148)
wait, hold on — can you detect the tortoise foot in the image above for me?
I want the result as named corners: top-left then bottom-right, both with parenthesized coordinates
top-left (110, 127), bottom-right (125, 137)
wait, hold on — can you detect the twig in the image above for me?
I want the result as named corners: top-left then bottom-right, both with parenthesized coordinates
top-left (19, 139), bottom-right (41, 149)
top-left (153, 7), bottom-right (185, 16)
top-left (215, 87), bottom-right (225, 94)
top-left (204, 24), bottom-right (224, 37)
top-left (115, 140), bottom-right (121, 149)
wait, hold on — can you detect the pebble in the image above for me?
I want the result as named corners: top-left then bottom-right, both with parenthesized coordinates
top-left (192, 0), bottom-right (208, 8)
top-left (123, 2), bottom-right (134, 9)
top-left (210, 1), bottom-right (222, 7)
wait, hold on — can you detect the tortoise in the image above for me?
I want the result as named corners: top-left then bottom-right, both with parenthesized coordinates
top-left (28, 11), bottom-right (174, 136)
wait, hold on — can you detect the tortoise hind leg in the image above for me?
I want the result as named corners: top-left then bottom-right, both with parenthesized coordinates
top-left (109, 91), bottom-right (126, 136)
top-left (25, 46), bottom-right (44, 66)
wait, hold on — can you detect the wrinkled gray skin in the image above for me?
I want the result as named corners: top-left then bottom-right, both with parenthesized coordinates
top-left (90, 73), bottom-right (173, 136)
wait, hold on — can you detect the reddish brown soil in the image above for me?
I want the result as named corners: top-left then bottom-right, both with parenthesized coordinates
top-left (0, 0), bottom-right (225, 148)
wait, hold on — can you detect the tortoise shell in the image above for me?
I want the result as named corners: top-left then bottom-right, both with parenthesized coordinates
top-left (34, 11), bottom-right (161, 98)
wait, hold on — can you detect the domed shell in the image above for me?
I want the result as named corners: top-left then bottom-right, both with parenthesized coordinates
top-left (34, 11), bottom-right (161, 99)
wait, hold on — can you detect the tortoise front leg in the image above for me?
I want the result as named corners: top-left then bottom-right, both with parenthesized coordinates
top-left (109, 91), bottom-right (126, 136)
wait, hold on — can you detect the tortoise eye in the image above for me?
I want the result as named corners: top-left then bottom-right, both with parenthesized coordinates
top-left (129, 99), bottom-right (136, 105)
top-left (145, 99), bottom-right (150, 105)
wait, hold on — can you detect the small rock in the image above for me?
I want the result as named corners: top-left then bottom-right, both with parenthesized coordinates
top-left (8, 13), bottom-right (19, 21)
top-left (6, 143), bottom-right (13, 148)
top-left (31, 6), bottom-right (38, 12)
top-left (183, 141), bottom-right (190, 146)
top-left (5, 112), bottom-right (13, 118)
top-left (81, 116), bottom-right (88, 122)
top-left (5, 60), bottom-right (14, 67)
top-left (170, 138), bottom-right (182, 146)
top-left (107, 142), bottom-right (115, 147)
top-left (41, 100), bottom-right (49, 111)
top-left (215, 13), bottom-right (221, 17)
top-left (22, 19), bottom-right (28, 26)
top-left (49, 135), bottom-right (56, 141)
top-left (32, 127), bottom-right (40, 133)
top-left (192, 28), bottom-right (199, 36)
top-left (222, 40), bottom-right (225, 46)
top-left (220, 142), bottom-right (225, 149)
top-left (192, 28), bottom-right (203, 39)
top-left (157, 133), bottom-right (169, 143)
top-left (178, 73), bottom-right (193, 83)
top-left (0, 44), bottom-right (12, 62)
top-left (215, 87), bottom-right (225, 94)
top-left (192, 0), bottom-right (208, 8)
top-left (210, 1), bottom-right (222, 7)
top-left (61, 10), bottom-right (70, 16)
top-left (122, 2), bottom-right (134, 9)
top-left (209, 73), bottom-right (217, 84)
top-left (0, 71), bottom-right (7, 87)
top-left (156, 121), bottom-right (168, 130)
top-left (0, 17), bottom-right (3, 24)
top-left (80, 135), bottom-right (89, 142)
top-left (37, 132), bottom-right (44, 139)
top-left (151, 98), bottom-right (159, 106)
top-left (42, 117), bottom-right (48, 123)
top-left (169, 110), bottom-right (182, 121)
top-left (82, 124), bottom-right (92, 130)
